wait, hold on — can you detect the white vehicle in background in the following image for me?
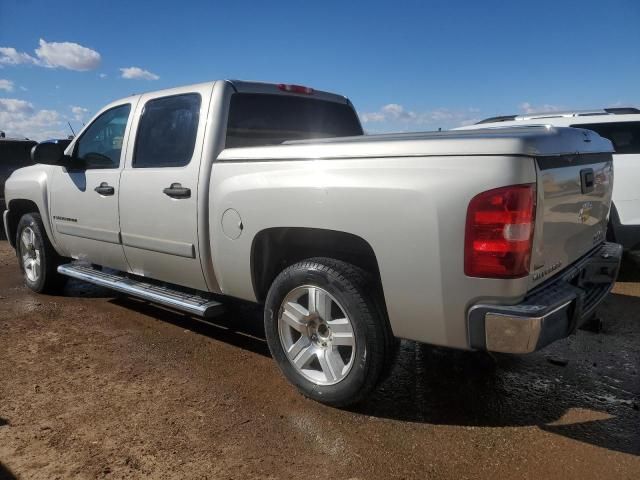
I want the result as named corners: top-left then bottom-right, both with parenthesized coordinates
top-left (457, 108), bottom-right (640, 263)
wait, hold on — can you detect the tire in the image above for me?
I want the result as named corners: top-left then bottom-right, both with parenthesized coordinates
top-left (264, 257), bottom-right (394, 407)
top-left (15, 212), bottom-right (67, 294)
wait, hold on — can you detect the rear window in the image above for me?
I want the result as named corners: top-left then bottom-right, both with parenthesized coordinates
top-left (571, 122), bottom-right (640, 154)
top-left (225, 93), bottom-right (363, 148)
top-left (134, 93), bottom-right (201, 168)
top-left (0, 141), bottom-right (36, 167)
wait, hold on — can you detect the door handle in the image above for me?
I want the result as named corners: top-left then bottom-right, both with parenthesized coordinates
top-left (94, 182), bottom-right (115, 196)
top-left (163, 183), bottom-right (191, 199)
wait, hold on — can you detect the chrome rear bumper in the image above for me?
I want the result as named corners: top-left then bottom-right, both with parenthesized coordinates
top-left (468, 242), bottom-right (622, 354)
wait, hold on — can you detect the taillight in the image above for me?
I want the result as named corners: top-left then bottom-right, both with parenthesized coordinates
top-left (277, 84), bottom-right (314, 95)
top-left (464, 184), bottom-right (536, 278)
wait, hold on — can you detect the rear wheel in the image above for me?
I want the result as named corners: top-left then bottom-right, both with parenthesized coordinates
top-left (264, 257), bottom-right (394, 407)
top-left (16, 213), bottom-right (67, 293)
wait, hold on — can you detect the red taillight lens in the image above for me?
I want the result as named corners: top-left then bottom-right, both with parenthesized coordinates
top-left (464, 184), bottom-right (536, 278)
top-left (277, 83), bottom-right (314, 95)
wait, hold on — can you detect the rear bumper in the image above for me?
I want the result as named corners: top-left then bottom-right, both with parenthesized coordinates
top-left (468, 242), bottom-right (622, 354)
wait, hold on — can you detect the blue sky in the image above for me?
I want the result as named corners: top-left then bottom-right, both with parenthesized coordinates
top-left (1, 0), bottom-right (639, 139)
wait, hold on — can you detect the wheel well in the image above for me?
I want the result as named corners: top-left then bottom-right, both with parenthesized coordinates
top-left (6, 199), bottom-right (40, 248)
top-left (251, 227), bottom-right (383, 303)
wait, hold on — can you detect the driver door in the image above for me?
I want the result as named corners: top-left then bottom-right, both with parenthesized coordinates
top-left (50, 102), bottom-right (135, 271)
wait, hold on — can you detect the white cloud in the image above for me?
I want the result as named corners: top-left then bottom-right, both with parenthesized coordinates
top-left (70, 105), bottom-right (89, 121)
top-left (0, 79), bottom-right (14, 91)
top-left (359, 103), bottom-right (480, 130)
top-left (120, 66), bottom-right (159, 80)
top-left (0, 47), bottom-right (38, 66)
top-left (359, 111), bottom-right (385, 123)
top-left (360, 104), bottom-right (416, 124)
top-left (0, 97), bottom-right (65, 140)
top-left (0, 98), bottom-right (33, 114)
top-left (0, 39), bottom-right (101, 71)
top-left (99, 73), bottom-right (107, 79)
top-left (35, 39), bottom-right (101, 71)
top-left (381, 103), bottom-right (417, 121)
top-left (519, 102), bottom-right (562, 115)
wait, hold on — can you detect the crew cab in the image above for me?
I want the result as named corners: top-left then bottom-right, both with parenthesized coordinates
top-left (457, 108), bottom-right (640, 264)
top-left (3, 80), bottom-right (622, 406)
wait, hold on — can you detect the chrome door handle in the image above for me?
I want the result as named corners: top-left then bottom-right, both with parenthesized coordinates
top-left (94, 182), bottom-right (115, 196)
top-left (163, 183), bottom-right (191, 199)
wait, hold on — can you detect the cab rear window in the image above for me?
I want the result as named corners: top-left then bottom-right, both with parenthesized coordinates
top-left (225, 93), bottom-right (363, 148)
top-left (571, 122), bottom-right (640, 154)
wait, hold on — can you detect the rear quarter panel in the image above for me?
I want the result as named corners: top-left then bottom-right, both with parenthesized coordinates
top-left (209, 155), bottom-right (536, 349)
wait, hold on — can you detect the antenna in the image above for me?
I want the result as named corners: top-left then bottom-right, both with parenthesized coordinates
top-left (67, 122), bottom-right (76, 137)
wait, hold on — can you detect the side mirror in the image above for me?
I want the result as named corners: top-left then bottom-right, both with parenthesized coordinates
top-left (31, 142), bottom-right (67, 165)
top-left (31, 142), bottom-right (64, 165)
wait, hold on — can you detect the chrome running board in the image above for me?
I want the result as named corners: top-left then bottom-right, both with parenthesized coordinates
top-left (57, 263), bottom-right (225, 318)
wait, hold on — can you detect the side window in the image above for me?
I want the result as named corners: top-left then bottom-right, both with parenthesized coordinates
top-left (133, 93), bottom-right (201, 168)
top-left (75, 104), bottom-right (131, 168)
top-left (572, 122), bottom-right (640, 155)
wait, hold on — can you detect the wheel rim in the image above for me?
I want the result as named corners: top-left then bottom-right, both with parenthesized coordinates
top-left (278, 285), bottom-right (356, 386)
top-left (19, 226), bottom-right (41, 283)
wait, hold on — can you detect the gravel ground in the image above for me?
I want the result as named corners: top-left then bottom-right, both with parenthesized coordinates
top-left (0, 239), bottom-right (638, 479)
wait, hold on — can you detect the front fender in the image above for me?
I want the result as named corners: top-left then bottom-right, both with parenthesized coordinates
top-left (5, 165), bottom-right (63, 253)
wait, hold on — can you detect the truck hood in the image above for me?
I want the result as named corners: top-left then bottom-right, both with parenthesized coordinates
top-left (218, 126), bottom-right (613, 161)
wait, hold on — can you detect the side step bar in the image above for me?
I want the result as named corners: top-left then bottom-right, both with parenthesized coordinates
top-left (57, 264), bottom-right (225, 318)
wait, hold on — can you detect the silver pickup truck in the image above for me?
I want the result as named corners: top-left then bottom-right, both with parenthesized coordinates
top-left (3, 80), bottom-right (622, 406)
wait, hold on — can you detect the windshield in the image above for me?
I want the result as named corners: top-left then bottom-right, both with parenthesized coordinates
top-left (225, 93), bottom-right (363, 148)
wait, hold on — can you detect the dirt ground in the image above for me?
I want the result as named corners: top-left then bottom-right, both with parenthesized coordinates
top-left (0, 240), bottom-right (638, 480)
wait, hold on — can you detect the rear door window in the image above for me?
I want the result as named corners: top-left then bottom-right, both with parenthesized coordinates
top-left (226, 93), bottom-right (363, 148)
top-left (133, 93), bottom-right (201, 168)
top-left (571, 122), bottom-right (640, 154)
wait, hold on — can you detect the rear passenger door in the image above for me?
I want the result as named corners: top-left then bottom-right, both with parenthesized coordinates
top-left (118, 84), bottom-right (213, 290)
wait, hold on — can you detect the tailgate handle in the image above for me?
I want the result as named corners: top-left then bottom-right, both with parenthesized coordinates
top-left (580, 168), bottom-right (595, 194)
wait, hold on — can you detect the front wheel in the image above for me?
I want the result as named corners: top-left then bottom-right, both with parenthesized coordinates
top-left (264, 258), bottom-right (394, 407)
top-left (16, 212), bottom-right (66, 293)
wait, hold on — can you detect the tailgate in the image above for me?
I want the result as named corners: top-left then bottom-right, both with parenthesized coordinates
top-left (530, 152), bottom-right (613, 287)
